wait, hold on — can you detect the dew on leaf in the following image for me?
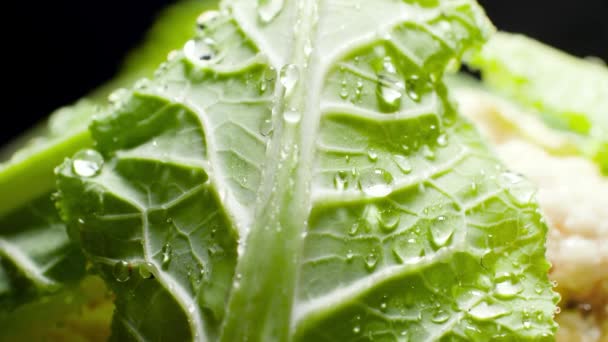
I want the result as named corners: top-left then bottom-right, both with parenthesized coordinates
top-left (348, 222), bottom-right (360, 236)
top-left (422, 145), bottom-right (436, 160)
top-left (257, 0), bottom-right (285, 23)
top-left (378, 208), bottom-right (400, 232)
top-left (495, 279), bottom-right (523, 298)
top-left (113, 261), bottom-right (131, 283)
top-left (437, 134), bottom-right (448, 147)
top-left (283, 108), bottom-right (301, 124)
top-left (139, 262), bottom-right (155, 279)
top-left (72, 149), bottom-right (104, 178)
top-left (334, 171), bottom-right (348, 190)
top-left (431, 309), bottom-right (450, 323)
top-left (393, 155), bottom-right (413, 174)
top-left (359, 168), bottom-right (394, 197)
top-left (162, 243), bottom-right (172, 269)
top-left (260, 118), bottom-right (273, 136)
top-left (184, 38), bottom-right (217, 63)
top-left (365, 252), bottom-right (379, 271)
top-left (196, 10), bottom-right (220, 29)
top-left (367, 149), bottom-right (378, 162)
top-left (469, 301), bottom-right (511, 320)
top-left (280, 64), bottom-right (299, 95)
top-left (430, 215), bottom-right (454, 248)
top-left (376, 57), bottom-right (404, 112)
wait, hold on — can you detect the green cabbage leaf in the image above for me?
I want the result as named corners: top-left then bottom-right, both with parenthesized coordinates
top-left (56, 1), bottom-right (558, 341)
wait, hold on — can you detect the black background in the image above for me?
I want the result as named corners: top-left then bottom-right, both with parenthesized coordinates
top-left (3, 0), bottom-right (607, 145)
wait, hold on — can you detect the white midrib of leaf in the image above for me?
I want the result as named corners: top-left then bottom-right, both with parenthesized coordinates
top-left (222, 0), bottom-right (465, 340)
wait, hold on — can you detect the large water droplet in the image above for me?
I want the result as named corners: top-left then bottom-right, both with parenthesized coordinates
top-left (72, 149), bottom-right (104, 177)
top-left (162, 243), bottom-right (172, 269)
top-left (469, 301), bottom-right (511, 321)
top-left (139, 262), bottom-right (155, 279)
top-left (184, 38), bottom-right (217, 63)
top-left (376, 57), bottom-right (404, 112)
top-left (283, 108), bottom-right (301, 124)
top-left (280, 64), bottom-right (299, 95)
top-left (393, 155), bottom-right (413, 174)
top-left (257, 0), bottom-right (285, 23)
top-left (359, 168), bottom-right (394, 197)
top-left (113, 261), bottom-right (131, 283)
top-left (495, 279), bottom-right (523, 299)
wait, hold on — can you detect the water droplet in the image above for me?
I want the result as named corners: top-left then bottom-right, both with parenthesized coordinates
top-left (260, 119), bottom-right (273, 136)
top-left (437, 134), bottom-right (448, 147)
top-left (432, 310), bottom-right (450, 323)
top-left (379, 208), bottom-right (400, 232)
top-left (339, 87), bottom-right (349, 99)
top-left (113, 261), bottom-right (131, 283)
top-left (422, 145), bottom-right (436, 160)
top-left (108, 88), bottom-right (129, 104)
top-left (359, 168), bottom-right (394, 197)
top-left (430, 215), bottom-right (454, 247)
top-left (365, 252), bottom-right (378, 271)
top-left (184, 38), bottom-right (217, 63)
top-left (162, 243), bottom-right (172, 269)
top-left (346, 250), bottom-right (354, 262)
top-left (470, 182), bottom-right (478, 194)
top-left (196, 11), bottom-right (220, 29)
top-left (469, 301), bottom-right (511, 320)
top-left (72, 149), bottom-right (104, 177)
top-left (257, 0), bottom-right (285, 23)
top-left (367, 149), bottom-right (378, 162)
top-left (283, 108), bottom-right (301, 124)
top-left (405, 75), bottom-right (422, 102)
top-left (334, 171), bottom-right (348, 190)
top-left (501, 171), bottom-right (524, 184)
top-left (209, 244), bottom-right (224, 256)
top-left (280, 64), bottom-right (299, 95)
top-left (376, 57), bottom-right (404, 112)
top-left (139, 262), bottom-right (155, 279)
top-left (348, 222), bottom-right (360, 236)
top-left (393, 155), bottom-right (413, 174)
top-left (495, 279), bottom-right (523, 298)
top-left (380, 302), bottom-right (388, 312)
top-left (352, 325), bottom-right (361, 334)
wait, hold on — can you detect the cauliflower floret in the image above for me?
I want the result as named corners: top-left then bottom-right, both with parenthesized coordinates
top-left (556, 311), bottom-right (601, 342)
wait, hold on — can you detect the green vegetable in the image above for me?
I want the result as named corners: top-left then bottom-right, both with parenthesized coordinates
top-left (471, 32), bottom-right (608, 174)
top-left (56, 1), bottom-right (558, 341)
top-left (0, 0), bottom-right (215, 334)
